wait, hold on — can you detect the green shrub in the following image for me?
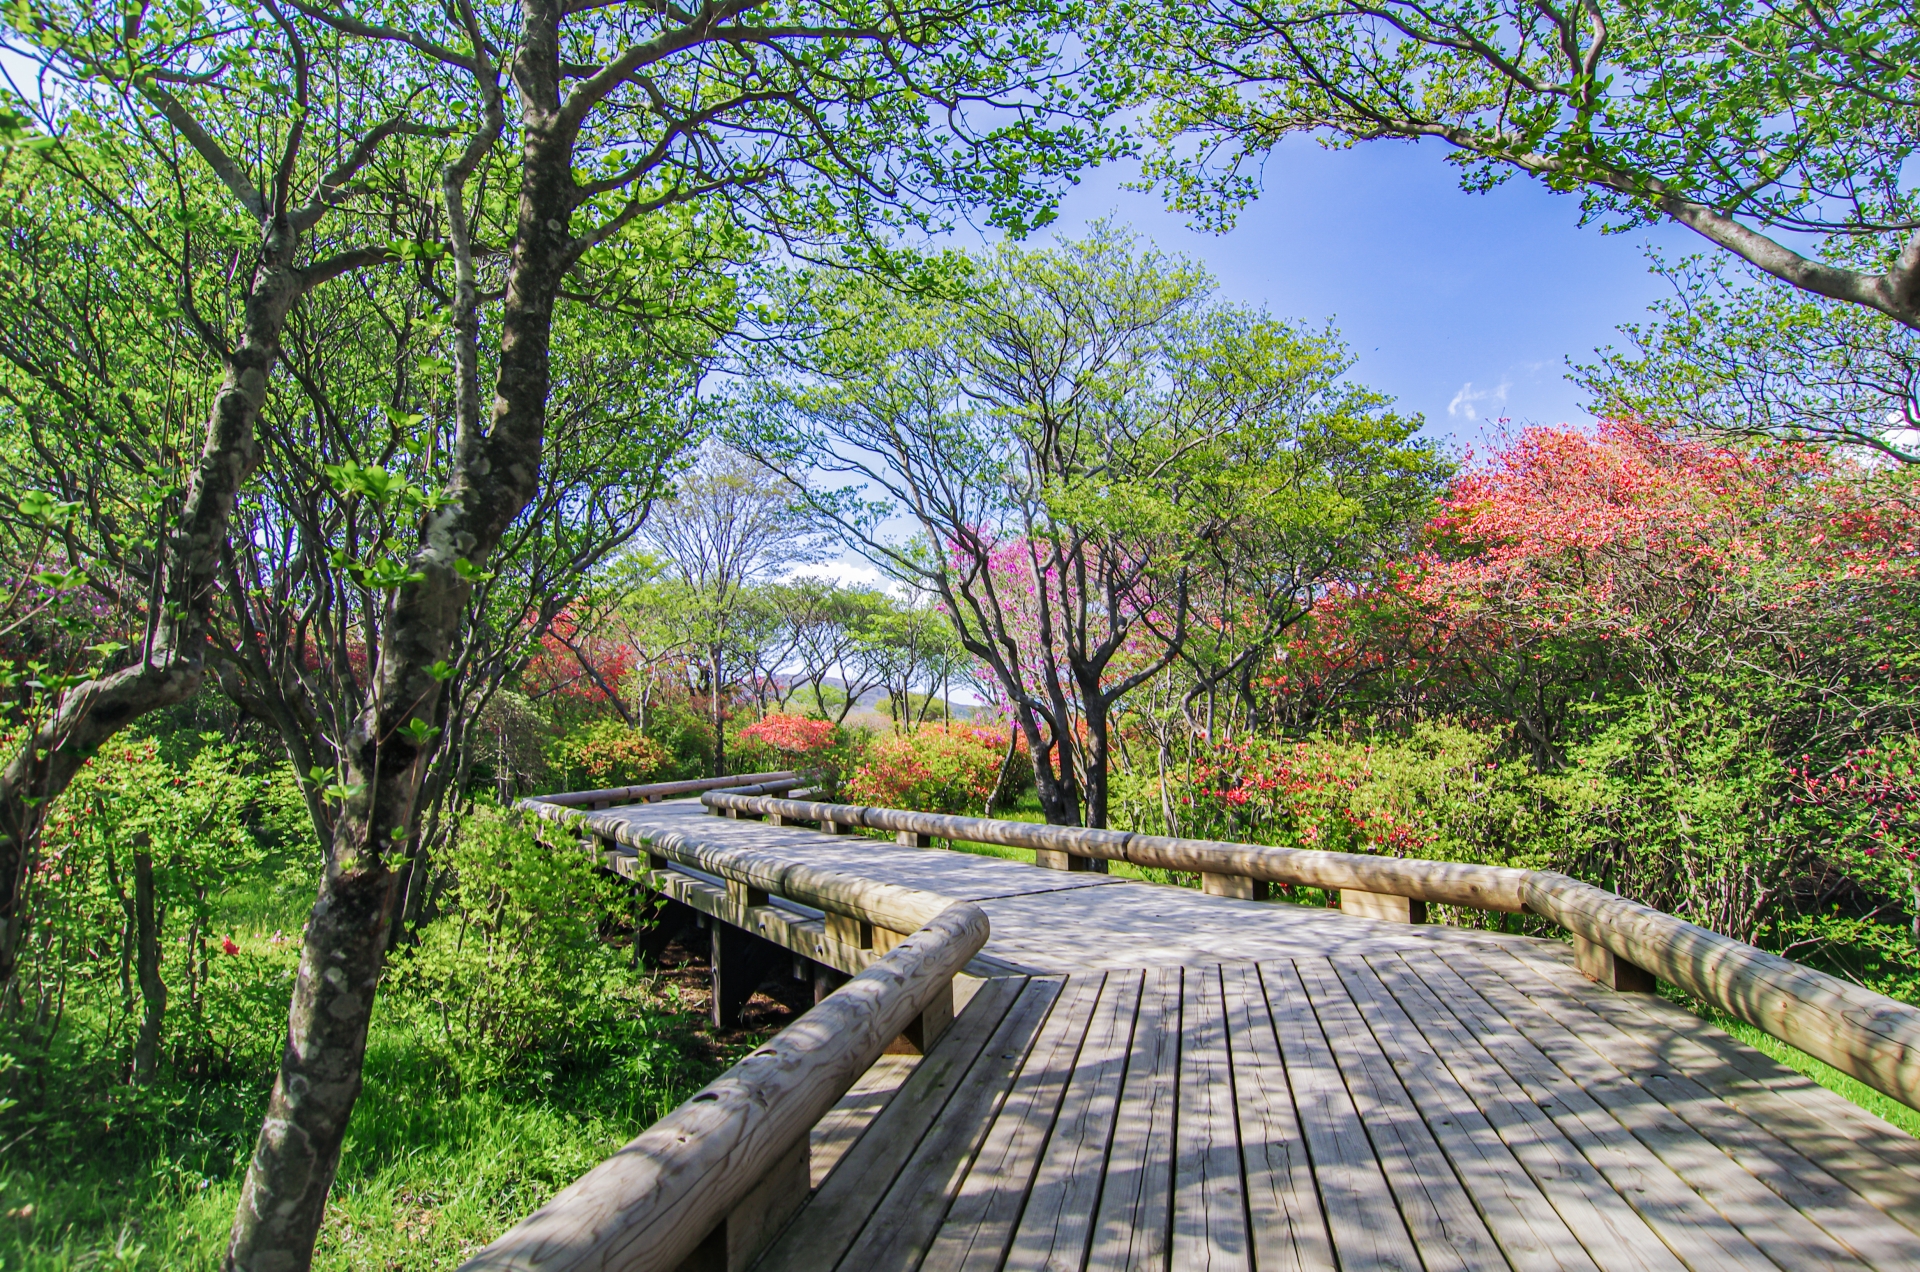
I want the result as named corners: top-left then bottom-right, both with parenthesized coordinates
top-left (383, 806), bottom-right (639, 1086)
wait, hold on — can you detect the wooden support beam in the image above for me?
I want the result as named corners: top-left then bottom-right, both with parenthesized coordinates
top-left (1339, 889), bottom-right (1427, 924)
top-left (710, 923), bottom-right (786, 1029)
top-left (897, 830), bottom-right (934, 847)
top-left (674, 1136), bottom-right (810, 1272)
top-left (1201, 872), bottom-right (1269, 901)
top-left (812, 963), bottom-right (849, 1004)
top-left (821, 819), bottom-right (856, 835)
top-left (1573, 932), bottom-right (1658, 992)
top-left (825, 911), bottom-right (874, 950)
top-left (727, 878), bottom-right (770, 910)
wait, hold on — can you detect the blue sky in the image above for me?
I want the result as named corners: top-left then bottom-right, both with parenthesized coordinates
top-left (1001, 134), bottom-right (1699, 453)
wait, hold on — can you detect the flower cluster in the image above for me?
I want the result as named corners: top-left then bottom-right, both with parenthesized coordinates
top-left (737, 712), bottom-right (839, 754)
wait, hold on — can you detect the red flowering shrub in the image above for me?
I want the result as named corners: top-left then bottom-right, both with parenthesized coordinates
top-left (846, 724), bottom-right (1007, 814)
top-left (738, 713), bottom-right (839, 754)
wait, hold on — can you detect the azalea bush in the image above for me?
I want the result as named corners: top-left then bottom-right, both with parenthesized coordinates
top-left (730, 711), bottom-right (852, 783)
top-left (548, 719), bottom-right (674, 792)
top-left (1180, 721), bottom-right (1558, 883)
top-left (845, 723), bottom-right (1008, 814)
top-left (1, 727), bottom-right (304, 1114)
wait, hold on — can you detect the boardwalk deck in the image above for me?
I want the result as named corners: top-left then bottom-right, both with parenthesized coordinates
top-left (585, 800), bottom-right (1920, 1271)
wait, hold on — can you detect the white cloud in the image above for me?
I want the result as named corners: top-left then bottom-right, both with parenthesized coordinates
top-left (1448, 378), bottom-right (1512, 419)
top-left (784, 556), bottom-right (910, 597)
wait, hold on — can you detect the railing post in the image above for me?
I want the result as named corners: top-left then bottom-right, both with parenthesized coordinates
top-left (674, 1137), bottom-right (810, 1272)
top-left (821, 818), bottom-right (855, 835)
top-left (897, 830), bottom-right (934, 847)
top-left (1035, 849), bottom-right (1107, 873)
top-left (885, 977), bottom-right (955, 1055)
top-left (1201, 873), bottom-right (1269, 901)
top-left (1574, 933), bottom-right (1657, 992)
top-left (1339, 889), bottom-right (1427, 923)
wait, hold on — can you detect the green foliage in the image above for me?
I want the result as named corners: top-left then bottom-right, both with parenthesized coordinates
top-left (1119, 0), bottom-right (1920, 329)
top-left (382, 808), bottom-right (643, 1086)
top-left (3, 731), bottom-right (305, 1085)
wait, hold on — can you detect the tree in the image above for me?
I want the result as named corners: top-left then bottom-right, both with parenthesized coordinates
top-left (642, 446), bottom-right (821, 773)
top-left (1119, 0), bottom-right (1920, 329)
top-left (762, 578), bottom-right (892, 724)
top-left (211, 0), bottom-right (1105, 1261)
top-left (1579, 254), bottom-right (1920, 463)
top-left (210, 241), bottom-right (707, 947)
top-left (0, 5), bottom-right (447, 1003)
top-left (751, 228), bottom-right (1441, 826)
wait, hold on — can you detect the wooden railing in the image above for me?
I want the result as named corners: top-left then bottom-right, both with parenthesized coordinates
top-left (462, 793), bottom-right (987, 1272)
top-left (702, 790), bottom-right (1920, 1114)
top-left (533, 770), bottom-right (812, 811)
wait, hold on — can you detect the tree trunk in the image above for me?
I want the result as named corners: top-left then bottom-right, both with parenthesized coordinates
top-left (1082, 698), bottom-right (1110, 831)
top-left (710, 647), bottom-right (727, 776)
top-left (0, 220), bottom-right (302, 1001)
top-left (983, 728), bottom-right (1019, 818)
top-left (224, 29), bottom-right (554, 1271)
top-left (130, 840), bottom-right (165, 1084)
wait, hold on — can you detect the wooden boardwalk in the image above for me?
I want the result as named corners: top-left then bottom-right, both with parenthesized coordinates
top-left (587, 800), bottom-right (1920, 1271)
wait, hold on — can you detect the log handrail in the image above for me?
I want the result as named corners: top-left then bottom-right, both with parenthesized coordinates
top-left (457, 902), bottom-right (988, 1271)
top-left (532, 769), bottom-right (812, 810)
top-left (521, 796), bottom-right (944, 933)
top-left (702, 790), bottom-right (1920, 1113)
top-left (464, 793), bottom-right (988, 1271)
top-left (700, 792), bottom-right (1531, 910)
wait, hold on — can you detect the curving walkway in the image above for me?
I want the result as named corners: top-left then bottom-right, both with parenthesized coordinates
top-left (585, 798), bottom-right (1920, 1271)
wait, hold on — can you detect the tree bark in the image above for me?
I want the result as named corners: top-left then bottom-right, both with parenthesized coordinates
top-left (225, 17), bottom-right (561, 1269)
top-left (0, 218), bottom-right (302, 1000)
top-left (130, 838), bottom-right (165, 1084)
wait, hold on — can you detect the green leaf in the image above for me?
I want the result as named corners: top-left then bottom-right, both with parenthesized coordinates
top-left (396, 717), bottom-right (440, 746)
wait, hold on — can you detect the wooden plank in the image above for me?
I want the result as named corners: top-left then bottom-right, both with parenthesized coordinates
top-left (1172, 964), bottom-right (1251, 1272)
top-left (785, 977), bottom-right (1068, 1272)
top-left (1258, 960), bottom-right (1423, 1272)
top-left (922, 975), bottom-right (1110, 1272)
top-left (756, 975), bottom-right (1033, 1272)
top-left (1501, 946), bottom-right (1920, 1236)
top-left (1363, 954), bottom-right (1688, 1272)
top-left (1329, 956), bottom-right (1599, 1271)
top-left (1086, 966), bottom-right (1185, 1272)
top-left (1452, 953), bottom-right (1874, 1271)
top-left (1293, 957), bottom-right (1506, 1272)
top-left (1462, 950), bottom-right (1920, 1270)
top-left (1407, 952), bottom-right (1777, 1272)
top-left (1219, 962), bottom-right (1333, 1272)
top-left (810, 1054), bottom-right (921, 1187)
top-left (1004, 970), bottom-right (1145, 1272)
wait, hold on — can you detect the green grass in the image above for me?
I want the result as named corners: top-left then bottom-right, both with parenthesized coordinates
top-left (0, 950), bottom-right (737, 1270)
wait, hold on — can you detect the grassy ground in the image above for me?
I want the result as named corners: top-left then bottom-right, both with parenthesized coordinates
top-left (0, 933), bottom-right (792, 1271)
